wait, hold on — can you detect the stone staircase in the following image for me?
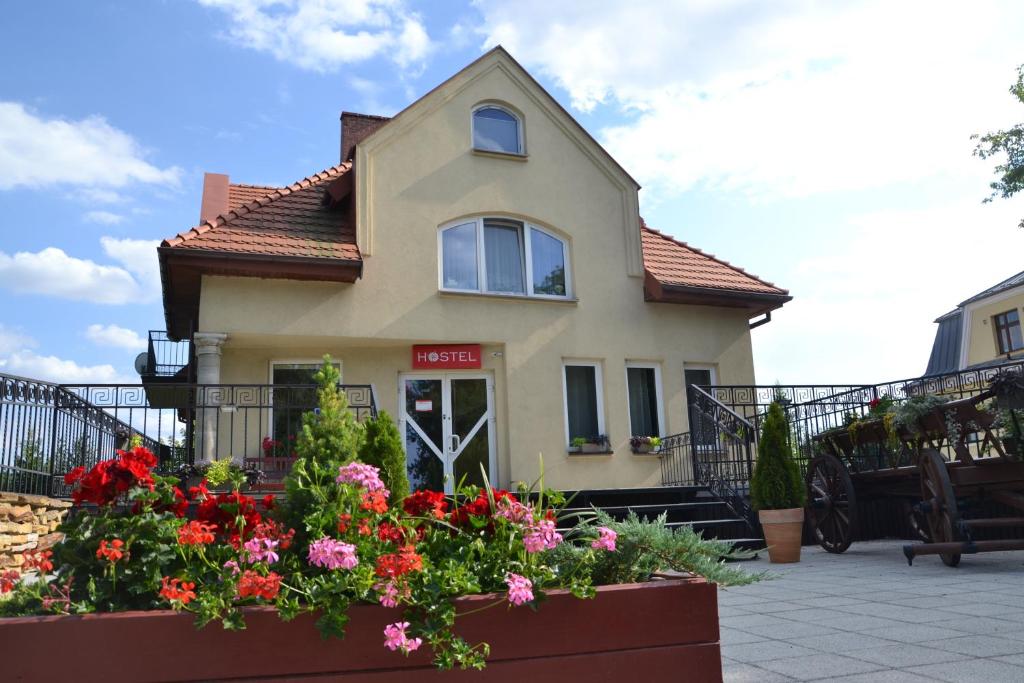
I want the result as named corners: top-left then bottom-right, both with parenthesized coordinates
top-left (556, 485), bottom-right (764, 552)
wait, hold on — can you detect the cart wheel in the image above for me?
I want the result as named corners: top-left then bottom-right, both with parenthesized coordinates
top-left (805, 453), bottom-right (857, 553)
top-left (918, 450), bottom-right (961, 567)
top-left (903, 499), bottom-right (932, 542)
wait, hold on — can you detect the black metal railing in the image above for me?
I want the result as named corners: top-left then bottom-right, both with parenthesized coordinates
top-left (142, 330), bottom-right (193, 379)
top-left (1, 373), bottom-right (376, 497)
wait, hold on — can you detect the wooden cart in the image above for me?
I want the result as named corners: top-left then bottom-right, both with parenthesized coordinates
top-left (807, 391), bottom-right (1024, 566)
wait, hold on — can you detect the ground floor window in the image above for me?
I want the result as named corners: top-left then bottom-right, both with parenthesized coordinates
top-left (269, 361), bottom-right (342, 456)
top-left (626, 363), bottom-right (664, 437)
top-left (562, 361), bottom-right (605, 446)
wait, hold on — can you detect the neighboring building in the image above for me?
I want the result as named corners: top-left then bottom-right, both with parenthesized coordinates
top-left (156, 48), bottom-right (790, 492)
top-left (925, 269), bottom-right (1024, 376)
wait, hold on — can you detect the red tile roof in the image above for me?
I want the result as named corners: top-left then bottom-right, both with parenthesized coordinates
top-left (641, 223), bottom-right (787, 297)
top-left (162, 164), bottom-right (360, 261)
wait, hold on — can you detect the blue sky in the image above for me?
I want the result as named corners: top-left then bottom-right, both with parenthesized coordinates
top-left (1, 0), bottom-right (1022, 386)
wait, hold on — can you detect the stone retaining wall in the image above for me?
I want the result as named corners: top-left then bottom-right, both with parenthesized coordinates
top-left (0, 492), bottom-right (70, 572)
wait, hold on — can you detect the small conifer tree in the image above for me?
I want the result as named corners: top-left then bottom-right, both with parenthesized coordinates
top-left (280, 356), bottom-right (365, 549)
top-left (750, 401), bottom-right (805, 510)
top-left (358, 411), bottom-right (410, 501)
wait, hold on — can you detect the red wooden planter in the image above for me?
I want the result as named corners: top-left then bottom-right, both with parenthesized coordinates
top-left (0, 578), bottom-right (720, 682)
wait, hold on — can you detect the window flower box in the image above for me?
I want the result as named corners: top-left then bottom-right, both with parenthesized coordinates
top-left (630, 436), bottom-right (662, 455)
top-left (569, 435), bottom-right (610, 454)
top-left (0, 578), bottom-right (721, 682)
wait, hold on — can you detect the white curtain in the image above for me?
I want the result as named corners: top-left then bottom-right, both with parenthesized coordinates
top-left (484, 222), bottom-right (525, 293)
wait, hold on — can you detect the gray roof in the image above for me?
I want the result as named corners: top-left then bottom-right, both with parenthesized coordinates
top-left (924, 310), bottom-right (962, 376)
top-left (959, 269), bottom-right (1024, 307)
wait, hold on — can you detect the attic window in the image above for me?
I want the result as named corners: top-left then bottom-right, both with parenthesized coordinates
top-left (472, 106), bottom-right (522, 155)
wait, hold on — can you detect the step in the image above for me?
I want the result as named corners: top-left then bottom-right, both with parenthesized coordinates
top-left (561, 501), bottom-right (735, 524)
top-left (561, 485), bottom-right (709, 508)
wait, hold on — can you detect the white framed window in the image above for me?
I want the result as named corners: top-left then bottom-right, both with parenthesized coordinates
top-left (438, 217), bottom-right (571, 299)
top-left (625, 362), bottom-right (665, 438)
top-left (562, 361), bottom-right (605, 447)
top-left (472, 105), bottom-right (523, 155)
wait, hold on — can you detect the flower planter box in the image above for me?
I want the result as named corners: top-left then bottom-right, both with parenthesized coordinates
top-left (0, 578), bottom-right (720, 682)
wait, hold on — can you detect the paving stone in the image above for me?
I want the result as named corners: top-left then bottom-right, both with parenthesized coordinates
top-left (845, 643), bottom-right (969, 667)
top-left (757, 653), bottom-right (885, 681)
top-left (722, 661), bottom-right (796, 682)
top-left (865, 623), bottom-right (970, 644)
top-left (720, 627), bottom-right (768, 645)
top-left (905, 658), bottom-right (1024, 683)
top-left (832, 603), bottom-right (957, 623)
top-left (789, 631), bottom-right (894, 653)
top-left (737, 601), bottom-right (810, 614)
top-left (792, 596), bottom-right (867, 609)
top-left (827, 614), bottom-right (904, 632)
top-left (994, 653), bottom-right (1024, 666)
top-left (721, 613), bottom-right (794, 630)
top-left (932, 602), bottom-right (1024, 618)
top-left (743, 621), bottom-right (843, 640)
top-left (824, 671), bottom-right (941, 682)
top-left (723, 640), bottom-right (820, 664)
top-left (926, 634), bottom-right (1024, 657)
top-left (927, 616), bottom-right (1021, 636)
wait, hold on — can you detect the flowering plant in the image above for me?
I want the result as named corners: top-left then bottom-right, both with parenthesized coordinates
top-left (1, 358), bottom-right (757, 671)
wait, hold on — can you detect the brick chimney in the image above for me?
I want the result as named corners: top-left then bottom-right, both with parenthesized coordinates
top-left (199, 173), bottom-right (230, 224)
top-left (340, 112), bottom-right (391, 162)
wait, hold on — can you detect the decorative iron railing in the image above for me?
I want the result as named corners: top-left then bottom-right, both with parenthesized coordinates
top-left (143, 330), bottom-right (193, 379)
top-left (0, 373), bottom-right (376, 497)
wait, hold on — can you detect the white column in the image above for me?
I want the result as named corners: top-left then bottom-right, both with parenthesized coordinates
top-left (193, 332), bottom-right (228, 464)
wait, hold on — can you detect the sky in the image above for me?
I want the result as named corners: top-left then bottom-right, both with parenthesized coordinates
top-left (0, 0), bottom-right (1022, 386)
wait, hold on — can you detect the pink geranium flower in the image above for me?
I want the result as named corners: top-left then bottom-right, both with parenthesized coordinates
top-left (591, 526), bottom-right (617, 552)
top-left (336, 462), bottom-right (389, 496)
top-left (523, 519), bottom-right (562, 554)
top-left (383, 621), bottom-right (422, 654)
top-left (505, 573), bottom-right (534, 606)
top-left (307, 537), bottom-right (359, 570)
top-left (243, 536), bottom-right (280, 564)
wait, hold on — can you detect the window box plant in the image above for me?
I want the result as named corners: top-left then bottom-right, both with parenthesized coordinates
top-left (990, 369), bottom-right (1024, 411)
top-left (569, 435), bottom-right (610, 454)
top-left (751, 400), bottom-right (806, 563)
top-left (0, 359), bottom-right (753, 680)
top-left (630, 435), bottom-right (662, 454)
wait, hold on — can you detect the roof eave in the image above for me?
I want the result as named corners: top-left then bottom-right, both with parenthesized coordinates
top-left (159, 247), bottom-right (363, 341)
top-left (644, 273), bottom-right (792, 317)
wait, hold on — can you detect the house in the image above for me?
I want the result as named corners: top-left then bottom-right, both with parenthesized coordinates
top-left (156, 47), bottom-right (790, 492)
top-left (925, 269), bottom-right (1024, 376)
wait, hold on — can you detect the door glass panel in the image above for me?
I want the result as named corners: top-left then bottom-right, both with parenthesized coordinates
top-left (627, 367), bottom-right (660, 437)
top-left (272, 363), bottom-right (338, 450)
top-left (684, 369), bottom-right (715, 448)
top-left (450, 378), bottom-right (489, 488)
top-left (404, 379), bottom-right (444, 491)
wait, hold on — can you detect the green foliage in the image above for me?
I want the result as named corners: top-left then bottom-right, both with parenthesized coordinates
top-left (279, 356), bottom-right (365, 550)
top-left (547, 510), bottom-right (762, 588)
top-left (203, 459), bottom-right (235, 487)
top-left (750, 401), bottom-right (805, 510)
top-left (358, 411), bottom-right (410, 502)
top-left (973, 64), bottom-right (1024, 229)
top-left (892, 395), bottom-right (947, 433)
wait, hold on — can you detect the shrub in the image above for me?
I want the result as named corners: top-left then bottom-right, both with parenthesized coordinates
top-left (279, 356), bottom-right (365, 550)
top-left (358, 411), bottom-right (409, 502)
top-left (750, 401), bottom-right (805, 510)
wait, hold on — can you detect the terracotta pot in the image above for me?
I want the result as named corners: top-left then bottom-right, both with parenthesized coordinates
top-left (0, 579), bottom-right (722, 683)
top-left (759, 507), bottom-right (805, 563)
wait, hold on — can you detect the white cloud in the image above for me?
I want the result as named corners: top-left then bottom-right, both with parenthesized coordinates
top-left (0, 325), bottom-right (36, 356)
top-left (85, 324), bottom-right (145, 351)
top-left (0, 237), bottom-right (159, 305)
top-left (197, 0), bottom-right (431, 73)
top-left (0, 102), bottom-right (182, 191)
top-left (753, 199), bottom-right (1024, 383)
top-left (0, 350), bottom-right (133, 384)
top-left (474, 0), bottom-right (1024, 200)
top-left (84, 210), bottom-right (125, 225)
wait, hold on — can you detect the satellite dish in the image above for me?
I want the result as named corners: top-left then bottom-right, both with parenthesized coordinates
top-left (134, 352), bottom-right (150, 376)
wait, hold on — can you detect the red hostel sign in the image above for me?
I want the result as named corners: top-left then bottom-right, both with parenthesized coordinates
top-left (412, 344), bottom-right (482, 369)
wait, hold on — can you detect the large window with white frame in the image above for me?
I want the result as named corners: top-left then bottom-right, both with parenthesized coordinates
top-left (472, 105), bottom-right (523, 154)
top-left (439, 217), bottom-right (571, 299)
top-left (562, 361), bottom-right (605, 447)
top-left (625, 362), bottom-right (665, 438)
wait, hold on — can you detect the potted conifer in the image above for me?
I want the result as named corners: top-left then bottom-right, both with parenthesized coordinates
top-left (750, 401), bottom-right (806, 563)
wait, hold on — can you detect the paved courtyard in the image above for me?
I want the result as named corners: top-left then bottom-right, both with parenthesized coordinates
top-left (719, 540), bottom-right (1024, 682)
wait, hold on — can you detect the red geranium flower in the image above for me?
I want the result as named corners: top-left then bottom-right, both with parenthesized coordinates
top-left (360, 490), bottom-right (389, 514)
top-left (376, 521), bottom-right (406, 544)
top-left (261, 494), bottom-right (275, 510)
top-left (196, 490), bottom-right (262, 547)
top-left (66, 447), bottom-right (159, 507)
top-left (177, 521), bottom-right (216, 546)
top-left (358, 518), bottom-right (372, 536)
top-left (96, 539), bottom-right (125, 563)
top-left (403, 490), bottom-right (448, 519)
top-left (1, 570), bottom-right (20, 594)
top-left (159, 576), bottom-right (196, 605)
top-left (374, 545), bottom-right (424, 579)
top-left (22, 549), bottom-right (54, 573)
top-left (237, 570), bottom-right (281, 601)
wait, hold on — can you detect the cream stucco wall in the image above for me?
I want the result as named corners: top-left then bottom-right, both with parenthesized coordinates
top-left (964, 291), bottom-right (1024, 368)
top-left (195, 52), bottom-right (759, 491)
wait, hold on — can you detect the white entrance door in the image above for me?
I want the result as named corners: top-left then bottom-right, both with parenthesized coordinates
top-left (399, 373), bottom-right (495, 494)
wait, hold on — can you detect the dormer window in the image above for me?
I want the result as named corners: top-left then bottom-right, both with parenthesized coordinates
top-left (439, 218), bottom-right (570, 299)
top-left (472, 105), bottom-right (523, 155)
